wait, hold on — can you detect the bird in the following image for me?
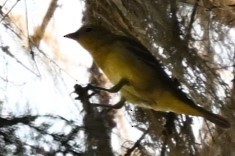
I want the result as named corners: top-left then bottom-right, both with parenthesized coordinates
top-left (64, 24), bottom-right (230, 128)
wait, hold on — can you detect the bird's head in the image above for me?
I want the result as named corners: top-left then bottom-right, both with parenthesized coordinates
top-left (64, 25), bottom-right (113, 51)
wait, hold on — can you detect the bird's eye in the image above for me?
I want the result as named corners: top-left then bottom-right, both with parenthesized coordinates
top-left (85, 27), bottom-right (92, 32)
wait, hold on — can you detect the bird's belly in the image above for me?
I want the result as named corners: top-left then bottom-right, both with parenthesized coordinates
top-left (120, 86), bottom-right (155, 109)
top-left (121, 83), bottom-right (187, 113)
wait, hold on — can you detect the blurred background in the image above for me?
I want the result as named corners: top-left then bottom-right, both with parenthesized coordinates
top-left (0, 0), bottom-right (235, 155)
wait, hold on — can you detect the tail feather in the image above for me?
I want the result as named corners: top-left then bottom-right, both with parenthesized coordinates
top-left (195, 106), bottom-right (230, 128)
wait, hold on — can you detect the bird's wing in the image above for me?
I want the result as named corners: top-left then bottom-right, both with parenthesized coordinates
top-left (117, 36), bottom-right (197, 107)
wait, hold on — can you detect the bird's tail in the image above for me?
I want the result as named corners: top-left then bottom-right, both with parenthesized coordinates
top-left (193, 105), bottom-right (230, 128)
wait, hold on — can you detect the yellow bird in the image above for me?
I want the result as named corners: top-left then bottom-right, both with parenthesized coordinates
top-left (65, 24), bottom-right (230, 128)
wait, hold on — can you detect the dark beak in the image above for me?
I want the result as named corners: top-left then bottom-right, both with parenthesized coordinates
top-left (64, 32), bottom-right (77, 39)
